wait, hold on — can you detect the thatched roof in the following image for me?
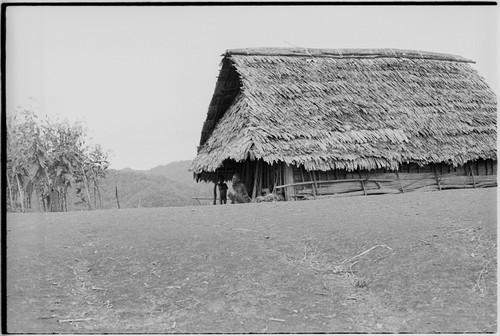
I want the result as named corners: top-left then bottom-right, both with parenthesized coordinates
top-left (191, 47), bottom-right (497, 175)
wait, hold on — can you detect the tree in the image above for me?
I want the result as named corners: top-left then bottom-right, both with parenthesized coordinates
top-left (6, 108), bottom-right (47, 212)
top-left (6, 106), bottom-right (110, 212)
top-left (42, 117), bottom-right (88, 211)
top-left (80, 144), bottom-right (110, 210)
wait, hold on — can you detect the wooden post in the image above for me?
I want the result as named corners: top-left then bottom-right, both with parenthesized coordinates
top-left (434, 165), bottom-right (441, 191)
top-left (363, 170), bottom-right (371, 195)
top-left (283, 164), bottom-right (295, 201)
top-left (267, 164), bottom-right (271, 190)
top-left (273, 167), bottom-right (279, 193)
top-left (360, 180), bottom-right (367, 195)
top-left (469, 162), bottom-right (476, 188)
top-left (213, 181), bottom-right (217, 205)
top-left (395, 171), bottom-right (405, 193)
top-left (115, 173), bottom-right (120, 209)
top-left (299, 166), bottom-right (305, 197)
top-left (309, 172), bottom-right (317, 199)
top-left (357, 171), bottom-right (366, 196)
top-left (252, 160), bottom-right (261, 201)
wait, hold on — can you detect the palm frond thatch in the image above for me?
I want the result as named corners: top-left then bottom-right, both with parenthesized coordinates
top-left (191, 48), bottom-right (497, 175)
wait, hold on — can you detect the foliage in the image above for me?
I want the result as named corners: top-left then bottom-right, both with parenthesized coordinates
top-left (7, 107), bottom-right (214, 212)
top-left (6, 107), bottom-right (110, 212)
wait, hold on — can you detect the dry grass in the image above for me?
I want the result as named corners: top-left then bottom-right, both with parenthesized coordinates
top-left (6, 187), bottom-right (497, 333)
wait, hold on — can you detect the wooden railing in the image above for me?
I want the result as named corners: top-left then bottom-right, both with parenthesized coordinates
top-left (274, 178), bottom-right (398, 199)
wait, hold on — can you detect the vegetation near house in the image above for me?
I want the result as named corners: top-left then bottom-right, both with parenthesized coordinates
top-left (6, 106), bottom-right (213, 212)
top-left (6, 109), bottom-right (110, 212)
top-left (191, 48), bottom-right (497, 201)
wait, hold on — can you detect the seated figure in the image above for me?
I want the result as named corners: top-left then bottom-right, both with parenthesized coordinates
top-left (228, 174), bottom-right (251, 204)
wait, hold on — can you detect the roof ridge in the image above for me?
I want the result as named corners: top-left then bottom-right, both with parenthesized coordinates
top-left (225, 47), bottom-right (474, 63)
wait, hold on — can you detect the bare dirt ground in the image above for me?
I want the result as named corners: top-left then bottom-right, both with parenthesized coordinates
top-left (6, 188), bottom-right (497, 333)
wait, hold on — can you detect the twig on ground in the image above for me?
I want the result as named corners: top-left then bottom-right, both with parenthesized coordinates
top-left (58, 317), bottom-right (92, 323)
top-left (348, 260), bottom-right (359, 271)
top-left (314, 292), bottom-right (328, 296)
top-left (448, 228), bottom-right (469, 234)
top-left (233, 228), bottom-right (258, 232)
top-left (91, 286), bottom-right (108, 291)
top-left (190, 299), bottom-right (201, 309)
top-left (475, 257), bottom-right (496, 294)
top-left (303, 246), bottom-right (307, 260)
top-left (344, 244), bottom-right (393, 264)
top-left (269, 318), bottom-right (286, 322)
top-left (419, 239), bottom-right (431, 245)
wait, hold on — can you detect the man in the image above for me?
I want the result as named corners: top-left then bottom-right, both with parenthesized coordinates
top-left (228, 174), bottom-right (251, 204)
top-left (217, 175), bottom-right (228, 205)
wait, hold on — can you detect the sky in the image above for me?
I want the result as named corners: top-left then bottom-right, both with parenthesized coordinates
top-left (6, 4), bottom-right (499, 170)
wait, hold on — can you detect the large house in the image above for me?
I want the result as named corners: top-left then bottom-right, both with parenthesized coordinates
top-left (191, 48), bottom-right (497, 201)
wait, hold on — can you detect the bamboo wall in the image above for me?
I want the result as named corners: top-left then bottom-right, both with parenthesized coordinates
top-left (286, 159), bottom-right (497, 200)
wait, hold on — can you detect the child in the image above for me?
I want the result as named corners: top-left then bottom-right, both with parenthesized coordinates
top-left (217, 175), bottom-right (228, 205)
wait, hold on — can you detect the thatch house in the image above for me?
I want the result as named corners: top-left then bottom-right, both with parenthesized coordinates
top-left (191, 48), bottom-right (497, 201)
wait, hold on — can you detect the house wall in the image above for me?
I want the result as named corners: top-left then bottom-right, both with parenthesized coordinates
top-left (284, 159), bottom-right (497, 200)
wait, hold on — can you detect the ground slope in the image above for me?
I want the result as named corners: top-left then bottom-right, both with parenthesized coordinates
top-left (6, 188), bottom-right (497, 333)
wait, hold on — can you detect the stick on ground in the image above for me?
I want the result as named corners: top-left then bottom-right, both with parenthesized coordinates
top-left (344, 244), bottom-right (393, 264)
top-left (58, 318), bottom-right (92, 323)
top-left (475, 257), bottom-right (495, 293)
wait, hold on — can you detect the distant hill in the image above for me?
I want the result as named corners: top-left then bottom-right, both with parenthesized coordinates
top-left (66, 160), bottom-right (216, 211)
top-left (143, 160), bottom-right (214, 198)
top-left (145, 161), bottom-right (201, 184)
